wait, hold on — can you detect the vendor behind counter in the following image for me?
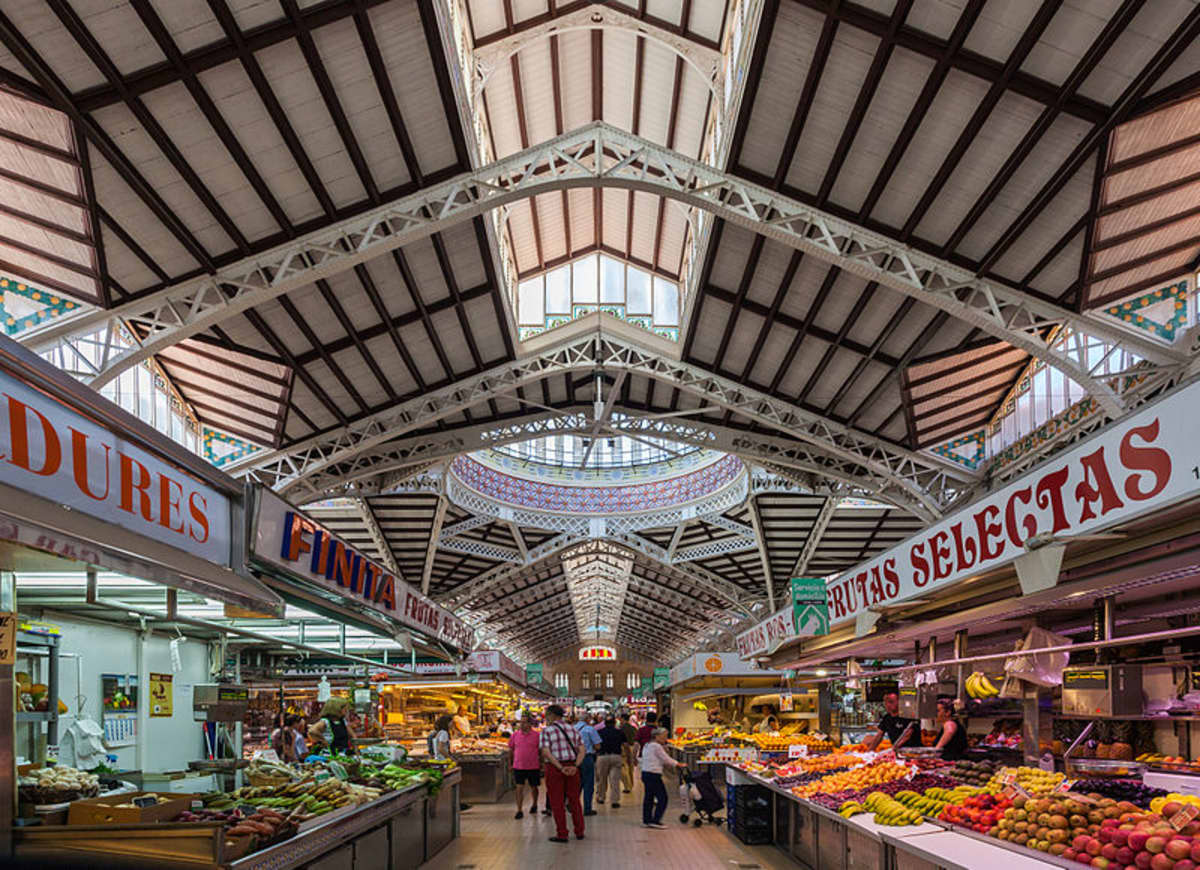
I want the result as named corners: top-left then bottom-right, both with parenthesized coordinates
top-left (865, 692), bottom-right (916, 751)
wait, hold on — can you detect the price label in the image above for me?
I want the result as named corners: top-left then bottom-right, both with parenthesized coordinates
top-left (1039, 753), bottom-right (1056, 772)
top-left (1001, 785), bottom-right (1017, 799)
top-left (1054, 780), bottom-right (1077, 794)
top-left (712, 735), bottom-right (725, 746)
top-left (788, 744), bottom-right (809, 759)
top-left (1170, 804), bottom-right (1200, 831)
top-left (998, 770), bottom-right (1017, 787)
top-left (0, 612), bottom-right (15, 664)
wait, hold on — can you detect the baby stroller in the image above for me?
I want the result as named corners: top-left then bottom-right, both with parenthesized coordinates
top-left (678, 768), bottom-right (724, 826)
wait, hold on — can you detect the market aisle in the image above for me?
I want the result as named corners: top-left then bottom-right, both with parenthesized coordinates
top-left (420, 776), bottom-right (794, 869)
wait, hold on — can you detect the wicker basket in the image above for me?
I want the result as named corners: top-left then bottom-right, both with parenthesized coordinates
top-left (246, 770), bottom-right (292, 788)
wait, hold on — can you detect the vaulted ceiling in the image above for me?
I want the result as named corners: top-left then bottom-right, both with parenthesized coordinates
top-left (1, 0), bottom-right (1196, 662)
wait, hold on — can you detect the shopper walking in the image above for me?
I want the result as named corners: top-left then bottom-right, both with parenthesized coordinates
top-left (594, 716), bottom-right (627, 807)
top-left (574, 713), bottom-right (601, 815)
top-left (640, 727), bottom-right (684, 829)
top-left (539, 704), bottom-right (586, 843)
top-left (508, 715), bottom-right (541, 819)
top-left (618, 713), bottom-right (637, 794)
top-left (635, 711), bottom-right (657, 749)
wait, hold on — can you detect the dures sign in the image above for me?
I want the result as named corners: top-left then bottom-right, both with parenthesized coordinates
top-left (252, 489), bottom-right (474, 651)
top-left (827, 377), bottom-right (1200, 625)
top-left (0, 370), bottom-right (230, 565)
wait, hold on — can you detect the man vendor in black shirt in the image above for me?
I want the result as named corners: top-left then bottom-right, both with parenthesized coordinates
top-left (864, 692), bottom-right (916, 751)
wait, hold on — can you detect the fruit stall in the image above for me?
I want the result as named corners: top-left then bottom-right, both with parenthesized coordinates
top-left (12, 755), bottom-right (461, 869)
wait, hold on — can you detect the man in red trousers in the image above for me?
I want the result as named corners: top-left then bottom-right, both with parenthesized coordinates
top-left (539, 703), bottom-right (586, 843)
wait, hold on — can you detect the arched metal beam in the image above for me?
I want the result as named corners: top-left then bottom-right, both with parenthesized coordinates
top-left (20, 123), bottom-right (1179, 413)
top-left (225, 319), bottom-right (970, 519)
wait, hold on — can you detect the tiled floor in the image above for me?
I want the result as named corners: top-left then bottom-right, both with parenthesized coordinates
top-left (420, 776), bottom-right (796, 869)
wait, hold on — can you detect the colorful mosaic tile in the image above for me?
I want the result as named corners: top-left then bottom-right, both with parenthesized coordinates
top-left (1103, 279), bottom-right (1189, 342)
top-left (521, 305), bottom-right (679, 342)
top-left (0, 276), bottom-right (82, 335)
top-left (988, 395), bottom-right (1102, 473)
top-left (203, 426), bottom-right (263, 468)
top-left (450, 453), bottom-right (744, 514)
top-left (928, 428), bottom-right (986, 471)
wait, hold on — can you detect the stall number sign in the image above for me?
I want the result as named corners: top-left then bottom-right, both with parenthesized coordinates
top-left (0, 612), bottom-right (14, 664)
top-left (133, 796), bottom-right (160, 809)
top-left (788, 744), bottom-right (809, 759)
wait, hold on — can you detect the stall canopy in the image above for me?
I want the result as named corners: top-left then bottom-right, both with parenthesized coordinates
top-left (0, 334), bottom-right (280, 614)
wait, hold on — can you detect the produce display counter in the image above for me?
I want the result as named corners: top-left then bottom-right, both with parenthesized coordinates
top-left (881, 829), bottom-right (1065, 870)
top-left (12, 770), bottom-right (461, 869)
top-left (454, 754), bottom-right (512, 804)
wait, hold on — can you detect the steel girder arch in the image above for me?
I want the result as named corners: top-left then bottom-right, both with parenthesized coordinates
top-left (290, 411), bottom-right (947, 518)
top-left (20, 123), bottom-right (1181, 412)
top-left (225, 322), bottom-right (972, 519)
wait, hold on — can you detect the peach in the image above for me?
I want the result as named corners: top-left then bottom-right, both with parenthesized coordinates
top-left (1092, 859), bottom-right (1109, 870)
top-left (1192, 843), bottom-right (1200, 863)
top-left (1136, 855), bottom-right (1153, 870)
top-left (1150, 854), bottom-right (1175, 870)
top-left (1169, 841), bottom-right (1193, 861)
top-left (1130, 833), bottom-right (1150, 851)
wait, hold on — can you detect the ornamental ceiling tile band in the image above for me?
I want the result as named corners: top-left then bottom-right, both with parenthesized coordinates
top-left (1103, 280), bottom-right (1190, 343)
top-left (203, 427), bottom-right (263, 469)
top-left (0, 276), bottom-right (82, 336)
top-left (927, 429), bottom-right (987, 472)
top-left (448, 452), bottom-right (746, 516)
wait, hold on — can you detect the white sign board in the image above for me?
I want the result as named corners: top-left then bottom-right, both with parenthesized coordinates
top-left (736, 606), bottom-right (798, 658)
top-left (411, 650), bottom-right (525, 684)
top-left (0, 371), bottom-right (231, 565)
top-left (252, 489), bottom-right (474, 651)
top-left (788, 743), bottom-right (809, 759)
top-left (668, 652), bottom-right (783, 686)
top-left (826, 379), bottom-right (1200, 625)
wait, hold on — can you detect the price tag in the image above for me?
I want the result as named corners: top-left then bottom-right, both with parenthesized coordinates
top-left (1038, 753), bottom-right (1056, 772)
top-left (133, 796), bottom-right (159, 808)
top-left (1170, 804), bottom-right (1200, 831)
top-left (1001, 785), bottom-right (1017, 800)
top-left (788, 744), bottom-right (809, 759)
top-left (998, 770), bottom-right (1017, 787)
top-left (712, 734), bottom-right (725, 746)
top-left (1054, 780), bottom-right (1076, 794)
top-left (0, 612), bottom-right (15, 664)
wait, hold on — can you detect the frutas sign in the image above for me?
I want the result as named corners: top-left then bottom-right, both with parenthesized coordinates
top-left (0, 371), bottom-right (230, 565)
top-left (827, 378), bottom-right (1200, 625)
top-left (252, 489), bottom-right (473, 651)
top-left (736, 606), bottom-right (796, 658)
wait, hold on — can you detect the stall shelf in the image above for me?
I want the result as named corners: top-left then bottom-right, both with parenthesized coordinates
top-left (12, 770), bottom-right (461, 869)
top-left (881, 829), bottom-right (1072, 870)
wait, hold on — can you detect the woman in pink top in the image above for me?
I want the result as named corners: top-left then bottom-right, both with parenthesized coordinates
top-left (508, 715), bottom-right (542, 819)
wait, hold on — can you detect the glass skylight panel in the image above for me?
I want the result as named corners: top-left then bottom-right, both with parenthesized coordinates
top-left (514, 252), bottom-right (679, 341)
top-left (573, 255), bottom-right (598, 303)
top-left (600, 255), bottom-right (625, 303)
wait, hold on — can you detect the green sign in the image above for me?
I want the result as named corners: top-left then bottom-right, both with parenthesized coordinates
top-left (791, 576), bottom-right (829, 636)
top-left (653, 667), bottom-right (669, 689)
top-left (640, 677), bottom-right (653, 695)
top-left (557, 685), bottom-right (568, 697)
top-left (525, 663), bottom-right (543, 685)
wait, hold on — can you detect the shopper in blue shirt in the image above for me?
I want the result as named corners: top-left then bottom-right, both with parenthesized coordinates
top-left (573, 713), bottom-right (602, 815)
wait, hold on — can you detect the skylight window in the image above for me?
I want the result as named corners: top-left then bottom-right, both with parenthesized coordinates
top-left (494, 420), bottom-right (701, 469)
top-left (516, 253), bottom-right (680, 341)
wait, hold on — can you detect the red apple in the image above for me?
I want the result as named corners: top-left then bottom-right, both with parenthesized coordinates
top-left (1191, 842), bottom-right (1200, 863)
top-left (1064, 850), bottom-right (1077, 861)
top-left (1174, 861), bottom-right (1195, 870)
top-left (1114, 831), bottom-right (1131, 847)
top-left (1104, 845), bottom-right (1121, 860)
top-left (1139, 853), bottom-right (1158, 870)
top-left (1150, 854), bottom-right (1175, 870)
top-left (1090, 841), bottom-right (1106, 857)
top-left (1131, 833), bottom-right (1150, 851)
top-left (1117, 848), bottom-right (1136, 865)
top-left (1169, 842), bottom-right (1193, 861)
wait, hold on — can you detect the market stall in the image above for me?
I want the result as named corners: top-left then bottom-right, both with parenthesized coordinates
top-left (374, 650), bottom-right (529, 803)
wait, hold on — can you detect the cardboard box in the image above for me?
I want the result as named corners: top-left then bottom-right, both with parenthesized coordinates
top-left (67, 791), bottom-right (197, 825)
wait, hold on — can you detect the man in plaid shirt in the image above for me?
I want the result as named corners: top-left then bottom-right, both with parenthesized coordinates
top-left (539, 704), bottom-right (586, 842)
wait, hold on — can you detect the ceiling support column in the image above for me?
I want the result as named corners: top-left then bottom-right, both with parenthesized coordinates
top-left (421, 495), bottom-right (449, 595)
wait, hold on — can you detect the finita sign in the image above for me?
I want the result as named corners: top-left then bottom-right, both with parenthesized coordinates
top-left (251, 489), bottom-right (474, 651)
top-left (827, 378), bottom-right (1200, 625)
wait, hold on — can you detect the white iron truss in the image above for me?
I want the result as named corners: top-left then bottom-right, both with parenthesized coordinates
top-left (355, 498), bottom-right (402, 579)
top-left (223, 322), bottom-right (972, 520)
top-left (19, 123), bottom-right (1181, 415)
top-left (791, 496), bottom-right (840, 577)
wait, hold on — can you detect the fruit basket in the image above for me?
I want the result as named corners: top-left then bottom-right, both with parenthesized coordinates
top-left (1065, 757), bottom-right (1146, 779)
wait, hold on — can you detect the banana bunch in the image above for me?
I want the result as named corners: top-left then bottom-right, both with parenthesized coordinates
top-left (839, 798), bottom-right (866, 818)
top-left (966, 671), bottom-right (999, 698)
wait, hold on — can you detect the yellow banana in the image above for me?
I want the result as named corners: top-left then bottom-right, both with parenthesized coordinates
top-left (965, 672), bottom-right (981, 699)
top-left (980, 674), bottom-right (999, 697)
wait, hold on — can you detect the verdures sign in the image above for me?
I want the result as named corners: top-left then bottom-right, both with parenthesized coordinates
top-left (0, 373), bottom-right (230, 565)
